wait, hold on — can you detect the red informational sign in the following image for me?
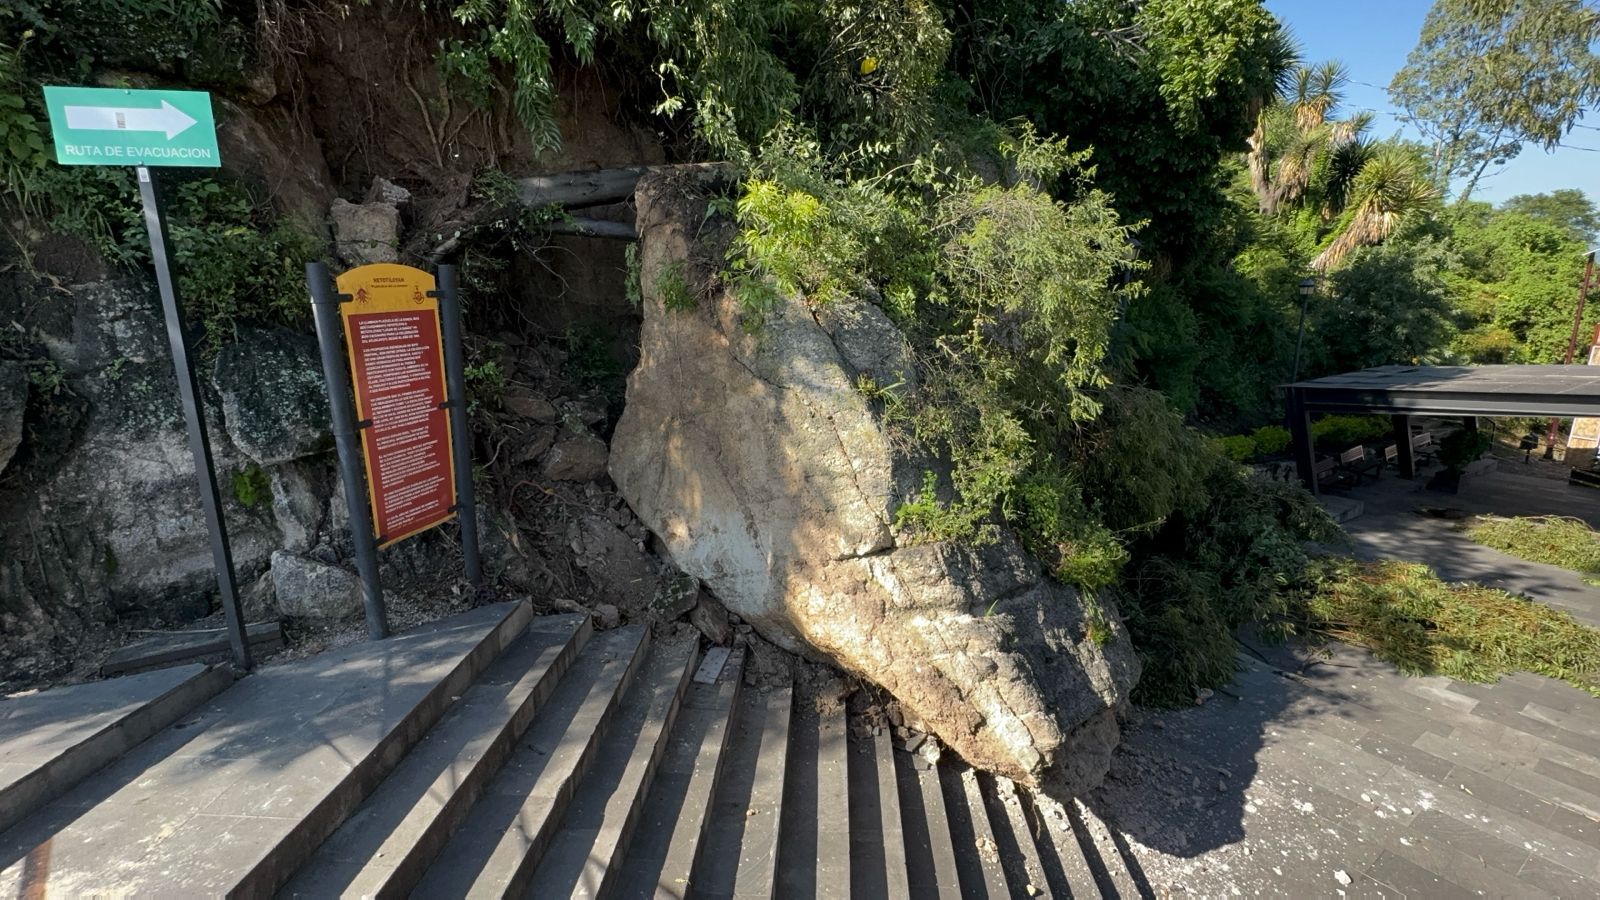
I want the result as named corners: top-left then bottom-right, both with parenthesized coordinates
top-left (335, 263), bottom-right (456, 547)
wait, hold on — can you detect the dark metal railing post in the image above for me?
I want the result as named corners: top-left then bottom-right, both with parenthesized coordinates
top-left (435, 265), bottom-right (483, 587)
top-left (1287, 387), bottom-right (1318, 495)
top-left (307, 262), bottom-right (388, 639)
top-left (138, 165), bottom-right (252, 670)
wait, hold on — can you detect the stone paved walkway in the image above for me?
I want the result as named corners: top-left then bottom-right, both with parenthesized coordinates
top-left (1090, 464), bottom-right (1600, 898)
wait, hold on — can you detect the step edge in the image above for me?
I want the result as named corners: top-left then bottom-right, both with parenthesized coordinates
top-left (585, 638), bottom-right (699, 899)
top-left (652, 648), bottom-right (747, 899)
top-left (873, 725), bottom-right (912, 900)
top-left (904, 752), bottom-right (964, 900)
top-left (0, 664), bottom-right (235, 836)
top-left (226, 599), bottom-right (533, 900)
top-left (289, 614), bottom-right (593, 899)
top-left (443, 623), bottom-right (653, 900)
top-left (739, 681), bottom-right (793, 899)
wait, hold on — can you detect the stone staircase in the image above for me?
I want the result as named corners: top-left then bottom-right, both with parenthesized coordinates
top-left (0, 602), bottom-right (1135, 898)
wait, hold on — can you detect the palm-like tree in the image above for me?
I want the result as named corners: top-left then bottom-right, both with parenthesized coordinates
top-left (1248, 62), bottom-right (1351, 215)
top-left (1290, 61), bottom-right (1346, 131)
top-left (1311, 145), bottom-right (1441, 270)
top-left (1247, 61), bottom-right (1438, 270)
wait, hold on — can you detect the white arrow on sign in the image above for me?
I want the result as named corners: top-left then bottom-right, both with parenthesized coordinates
top-left (63, 100), bottom-right (198, 140)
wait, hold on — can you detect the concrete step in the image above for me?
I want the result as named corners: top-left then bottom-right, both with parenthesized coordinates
top-left (897, 748), bottom-right (963, 900)
top-left (844, 705), bottom-right (909, 899)
top-left (410, 623), bottom-right (651, 898)
top-left (524, 634), bottom-right (698, 898)
top-left (983, 773), bottom-right (1053, 898)
top-left (1027, 794), bottom-right (1104, 900)
top-left (613, 649), bottom-right (745, 900)
top-left (942, 762), bottom-right (1014, 899)
top-left (280, 613), bottom-right (590, 898)
top-left (1066, 800), bottom-right (1141, 899)
top-left (100, 621), bottom-right (284, 676)
top-left (0, 601), bottom-right (531, 899)
top-left (692, 677), bottom-right (793, 898)
top-left (0, 662), bottom-right (233, 834)
top-left (775, 677), bottom-right (851, 899)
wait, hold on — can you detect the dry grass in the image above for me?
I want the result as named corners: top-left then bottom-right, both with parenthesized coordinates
top-left (1469, 515), bottom-right (1600, 584)
top-left (1299, 558), bottom-right (1600, 696)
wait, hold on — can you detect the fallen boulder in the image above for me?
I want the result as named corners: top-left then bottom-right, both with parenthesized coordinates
top-left (610, 169), bottom-right (1141, 798)
top-left (269, 551), bottom-right (363, 620)
top-left (541, 428), bottom-right (609, 482)
top-left (331, 197), bottom-right (400, 266)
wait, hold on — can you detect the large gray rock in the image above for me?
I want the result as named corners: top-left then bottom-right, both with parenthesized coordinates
top-left (0, 280), bottom-right (280, 683)
top-left (269, 551), bottom-right (363, 620)
top-left (0, 360), bottom-right (25, 474)
top-left (213, 328), bottom-right (331, 465)
top-left (610, 170), bottom-right (1141, 798)
top-left (331, 197), bottom-right (400, 266)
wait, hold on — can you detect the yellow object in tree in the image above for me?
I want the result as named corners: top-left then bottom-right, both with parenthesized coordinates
top-left (859, 56), bottom-right (880, 75)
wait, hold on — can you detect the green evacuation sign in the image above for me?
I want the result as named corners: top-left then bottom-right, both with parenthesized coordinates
top-left (42, 86), bottom-right (219, 168)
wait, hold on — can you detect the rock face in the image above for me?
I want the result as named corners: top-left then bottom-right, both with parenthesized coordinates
top-left (611, 169), bottom-right (1141, 798)
top-left (541, 429), bottom-right (609, 481)
top-left (0, 360), bottom-right (24, 474)
top-left (0, 280), bottom-right (282, 681)
top-left (213, 328), bottom-right (331, 465)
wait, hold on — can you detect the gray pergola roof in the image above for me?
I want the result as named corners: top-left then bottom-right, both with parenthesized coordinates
top-left (1285, 365), bottom-right (1600, 419)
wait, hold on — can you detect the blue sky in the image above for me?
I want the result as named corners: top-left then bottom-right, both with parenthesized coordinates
top-left (1263, 0), bottom-right (1600, 207)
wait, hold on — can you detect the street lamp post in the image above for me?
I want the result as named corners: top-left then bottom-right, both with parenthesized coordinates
top-left (1290, 276), bottom-right (1317, 383)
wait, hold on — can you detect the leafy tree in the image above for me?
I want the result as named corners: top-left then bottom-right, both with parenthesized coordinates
top-left (1390, 0), bottom-right (1600, 205)
top-left (946, 0), bottom-right (1293, 260)
top-left (1447, 207), bottom-right (1594, 362)
top-left (1501, 189), bottom-right (1600, 243)
top-left (1310, 237), bottom-right (1458, 374)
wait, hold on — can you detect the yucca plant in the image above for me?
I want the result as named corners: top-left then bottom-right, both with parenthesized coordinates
top-left (1311, 145), bottom-right (1441, 270)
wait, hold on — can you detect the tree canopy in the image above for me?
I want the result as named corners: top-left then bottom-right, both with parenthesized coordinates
top-left (1390, 0), bottom-right (1600, 204)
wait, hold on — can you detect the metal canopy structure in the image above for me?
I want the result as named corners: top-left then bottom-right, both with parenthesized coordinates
top-left (1283, 365), bottom-right (1600, 493)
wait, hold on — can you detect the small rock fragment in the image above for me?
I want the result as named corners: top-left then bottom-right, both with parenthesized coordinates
top-left (594, 603), bottom-right (621, 629)
top-left (1334, 870), bottom-right (1352, 886)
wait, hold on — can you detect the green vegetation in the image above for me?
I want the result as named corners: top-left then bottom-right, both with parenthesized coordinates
top-left (1470, 515), bottom-right (1600, 582)
top-left (1296, 559), bottom-right (1600, 696)
top-left (656, 262), bottom-right (695, 312)
top-left (463, 354), bottom-right (508, 414)
top-left (1437, 427), bottom-right (1491, 472)
top-left (3, 0), bottom-right (1595, 708)
top-left (232, 464), bottom-right (271, 509)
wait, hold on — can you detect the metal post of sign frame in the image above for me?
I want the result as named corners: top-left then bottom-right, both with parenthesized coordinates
top-left (306, 262), bottom-right (388, 639)
top-left (434, 266), bottom-right (483, 587)
top-left (136, 166), bottom-right (252, 670)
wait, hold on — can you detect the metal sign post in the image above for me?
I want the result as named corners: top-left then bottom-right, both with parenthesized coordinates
top-left (42, 86), bottom-right (250, 670)
top-left (136, 166), bottom-right (252, 669)
top-left (306, 262), bottom-right (485, 637)
top-left (435, 265), bottom-right (483, 588)
top-left (306, 263), bottom-right (389, 639)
